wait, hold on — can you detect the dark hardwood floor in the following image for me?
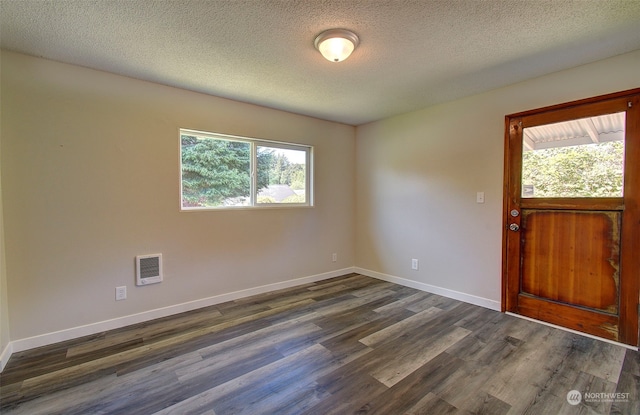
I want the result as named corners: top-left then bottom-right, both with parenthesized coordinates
top-left (0, 273), bottom-right (638, 414)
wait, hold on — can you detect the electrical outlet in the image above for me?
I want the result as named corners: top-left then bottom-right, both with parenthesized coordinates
top-left (115, 286), bottom-right (127, 301)
top-left (332, 253), bottom-right (337, 262)
top-left (411, 259), bottom-right (419, 270)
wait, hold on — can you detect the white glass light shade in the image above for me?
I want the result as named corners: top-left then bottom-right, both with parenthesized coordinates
top-left (314, 29), bottom-right (359, 62)
top-left (318, 37), bottom-right (354, 62)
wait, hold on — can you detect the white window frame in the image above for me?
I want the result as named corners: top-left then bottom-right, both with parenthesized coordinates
top-left (180, 128), bottom-right (313, 210)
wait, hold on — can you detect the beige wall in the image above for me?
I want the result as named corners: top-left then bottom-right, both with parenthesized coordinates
top-left (2, 47), bottom-right (639, 351)
top-left (1, 51), bottom-right (355, 341)
top-left (0, 70), bottom-right (10, 362)
top-left (355, 50), bottom-right (640, 304)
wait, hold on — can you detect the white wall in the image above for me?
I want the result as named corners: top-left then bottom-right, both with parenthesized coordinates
top-left (1, 51), bottom-right (356, 344)
top-left (355, 50), bottom-right (640, 307)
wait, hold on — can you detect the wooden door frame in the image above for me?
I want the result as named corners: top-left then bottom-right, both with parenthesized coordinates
top-left (502, 88), bottom-right (640, 346)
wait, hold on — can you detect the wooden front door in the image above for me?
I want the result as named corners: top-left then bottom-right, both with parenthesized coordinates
top-left (503, 89), bottom-right (640, 346)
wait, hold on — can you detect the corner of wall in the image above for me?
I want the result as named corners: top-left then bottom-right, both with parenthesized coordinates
top-left (1, 51), bottom-right (13, 372)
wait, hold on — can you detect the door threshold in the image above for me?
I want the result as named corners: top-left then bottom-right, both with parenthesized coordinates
top-left (505, 312), bottom-right (638, 351)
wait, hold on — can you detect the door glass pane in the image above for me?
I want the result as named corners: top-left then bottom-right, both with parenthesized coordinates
top-left (522, 112), bottom-right (625, 198)
top-left (256, 146), bottom-right (307, 204)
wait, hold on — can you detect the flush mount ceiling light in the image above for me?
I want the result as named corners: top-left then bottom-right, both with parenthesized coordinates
top-left (314, 29), bottom-right (359, 62)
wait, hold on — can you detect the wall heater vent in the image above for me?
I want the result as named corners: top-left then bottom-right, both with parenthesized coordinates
top-left (136, 254), bottom-right (163, 286)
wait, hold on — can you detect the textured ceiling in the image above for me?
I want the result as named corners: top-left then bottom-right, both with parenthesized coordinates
top-left (2, 0), bottom-right (640, 125)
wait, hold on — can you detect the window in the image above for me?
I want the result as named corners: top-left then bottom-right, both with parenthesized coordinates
top-left (180, 129), bottom-right (312, 210)
top-left (521, 112), bottom-right (625, 198)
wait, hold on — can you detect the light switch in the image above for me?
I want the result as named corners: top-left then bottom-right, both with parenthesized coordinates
top-left (476, 192), bottom-right (485, 204)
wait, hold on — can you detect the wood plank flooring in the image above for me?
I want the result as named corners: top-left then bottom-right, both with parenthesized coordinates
top-left (0, 273), bottom-right (638, 414)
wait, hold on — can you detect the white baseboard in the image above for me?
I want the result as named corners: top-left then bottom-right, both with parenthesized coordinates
top-left (4, 267), bottom-right (630, 372)
top-left (0, 341), bottom-right (13, 372)
top-left (6, 267), bottom-right (355, 359)
top-left (355, 267), bottom-right (501, 311)
top-left (3, 266), bottom-right (500, 370)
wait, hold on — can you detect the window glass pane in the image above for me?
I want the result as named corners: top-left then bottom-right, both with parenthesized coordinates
top-left (181, 134), bottom-right (251, 208)
top-left (522, 112), bottom-right (625, 198)
top-left (256, 146), bottom-right (307, 204)
top-left (180, 129), bottom-right (312, 210)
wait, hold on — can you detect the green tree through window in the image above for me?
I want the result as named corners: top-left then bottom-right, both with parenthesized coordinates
top-left (522, 141), bottom-right (624, 198)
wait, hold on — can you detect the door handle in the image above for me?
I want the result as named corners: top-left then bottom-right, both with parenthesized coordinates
top-left (509, 223), bottom-right (520, 231)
